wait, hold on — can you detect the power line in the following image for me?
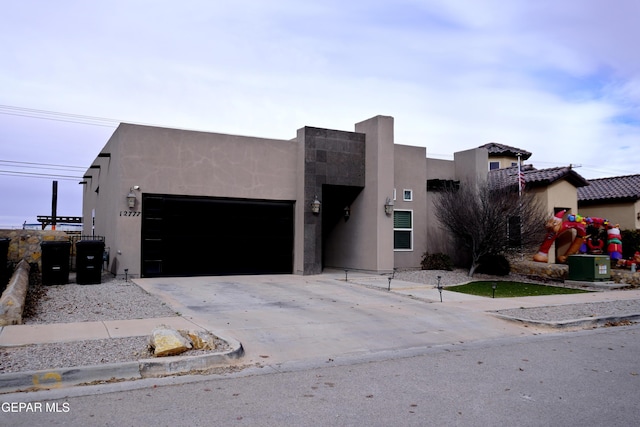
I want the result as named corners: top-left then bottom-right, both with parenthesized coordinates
top-left (0, 170), bottom-right (82, 181)
top-left (0, 104), bottom-right (119, 127)
top-left (0, 159), bottom-right (86, 170)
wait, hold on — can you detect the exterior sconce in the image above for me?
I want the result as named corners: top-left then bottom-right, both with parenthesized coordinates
top-left (384, 197), bottom-right (394, 216)
top-left (127, 186), bottom-right (140, 209)
top-left (311, 195), bottom-right (321, 214)
top-left (344, 206), bottom-right (350, 221)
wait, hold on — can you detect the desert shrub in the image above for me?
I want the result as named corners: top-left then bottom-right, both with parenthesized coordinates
top-left (475, 254), bottom-right (511, 276)
top-left (421, 252), bottom-right (453, 271)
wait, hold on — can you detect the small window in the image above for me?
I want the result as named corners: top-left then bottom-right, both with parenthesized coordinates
top-left (489, 161), bottom-right (500, 170)
top-left (403, 189), bottom-right (413, 202)
top-left (511, 162), bottom-right (518, 167)
top-left (394, 210), bottom-right (413, 251)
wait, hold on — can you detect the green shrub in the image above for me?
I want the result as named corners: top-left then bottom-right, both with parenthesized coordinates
top-left (421, 252), bottom-right (453, 271)
top-left (475, 254), bottom-right (511, 276)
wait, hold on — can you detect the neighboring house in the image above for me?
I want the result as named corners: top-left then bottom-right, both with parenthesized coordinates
top-left (486, 145), bottom-right (590, 263)
top-left (480, 142), bottom-right (531, 170)
top-left (491, 165), bottom-right (589, 213)
top-left (83, 115), bottom-right (488, 278)
top-left (578, 175), bottom-right (640, 231)
top-left (484, 141), bottom-right (590, 217)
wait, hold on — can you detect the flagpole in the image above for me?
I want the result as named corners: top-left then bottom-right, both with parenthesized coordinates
top-left (517, 153), bottom-right (523, 198)
top-left (516, 153), bottom-right (523, 259)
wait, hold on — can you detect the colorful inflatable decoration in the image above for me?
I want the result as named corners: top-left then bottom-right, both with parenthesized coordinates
top-left (532, 211), bottom-right (620, 264)
top-left (617, 252), bottom-right (640, 269)
top-left (606, 225), bottom-right (623, 260)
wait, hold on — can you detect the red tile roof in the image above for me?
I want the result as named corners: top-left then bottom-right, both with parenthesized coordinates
top-left (479, 142), bottom-right (532, 160)
top-left (489, 165), bottom-right (589, 190)
top-left (578, 174), bottom-right (640, 205)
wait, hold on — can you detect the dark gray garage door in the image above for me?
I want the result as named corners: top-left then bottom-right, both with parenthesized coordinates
top-left (141, 194), bottom-right (294, 277)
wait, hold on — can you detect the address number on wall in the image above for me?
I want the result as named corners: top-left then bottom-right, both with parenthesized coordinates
top-left (119, 211), bottom-right (141, 216)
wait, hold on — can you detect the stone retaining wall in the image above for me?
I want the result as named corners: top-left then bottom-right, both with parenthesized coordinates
top-left (0, 259), bottom-right (30, 325)
top-left (0, 229), bottom-right (70, 266)
top-left (511, 259), bottom-right (640, 287)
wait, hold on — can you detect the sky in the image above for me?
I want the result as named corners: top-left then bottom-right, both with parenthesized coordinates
top-left (1, 0), bottom-right (639, 228)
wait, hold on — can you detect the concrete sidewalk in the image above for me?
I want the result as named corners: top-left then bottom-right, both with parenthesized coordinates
top-left (0, 316), bottom-right (203, 347)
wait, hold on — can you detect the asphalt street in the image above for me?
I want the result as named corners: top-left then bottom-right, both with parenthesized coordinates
top-left (3, 324), bottom-right (640, 426)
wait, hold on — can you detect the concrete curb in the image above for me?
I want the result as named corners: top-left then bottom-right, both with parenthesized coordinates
top-left (0, 335), bottom-right (244, 394)
top-left (492, 313), bottom-right (640, 329)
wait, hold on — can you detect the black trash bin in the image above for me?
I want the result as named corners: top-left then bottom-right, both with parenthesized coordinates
top-left (41, 241), bottom-right (71, 285)
top-left (76, 240), bottom-right (105, 285)
top-left (0, 238), bottom-right (10, 290)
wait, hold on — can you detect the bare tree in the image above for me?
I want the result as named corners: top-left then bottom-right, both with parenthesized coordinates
top-left (433, 180), bottom-right (548, 276)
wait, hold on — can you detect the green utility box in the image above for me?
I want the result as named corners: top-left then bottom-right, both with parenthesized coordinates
top-left (567, 255), bottom-right (611, 282)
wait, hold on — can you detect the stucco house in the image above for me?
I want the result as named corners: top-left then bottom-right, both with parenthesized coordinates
top-left (82, 115), bottom-right (489, 278)
top-left (481, 142), bottom-right (532, 171)
top-left (483, 143), bottom-right (592, 263)
top-left (578, 175), bottom-right (640, 231)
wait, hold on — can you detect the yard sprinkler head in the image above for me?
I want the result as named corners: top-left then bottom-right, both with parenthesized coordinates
top-left (492, 282), bottom-right (497, 299)
top-left (345, 269), bottom-right (348, 282)
top-left (388, 276), bottom-right (392, 291)
top-left (436, 276), bottom-right (443, 302)
top-left (124, 268), bottom-right (129, 282)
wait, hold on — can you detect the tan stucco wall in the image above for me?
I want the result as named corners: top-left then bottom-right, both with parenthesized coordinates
top-left (455, 148), bottom-right (489, 185)
top-left (534, 179), bottom-right (579, 215)
top-left (488, 155), bottom-right (518, 169)
top-left (84, 124), bottom-right (298, 277)
top-left (393, 144), bottom-right (427, 268)
top-left (340, 116), bottom-right (394, 273)
top-left (531, 180), bottom-right (580, 263)
top-left (426, 158), bottom-right (456, 180)
top-left (579, 200), bottom-right (640, 231)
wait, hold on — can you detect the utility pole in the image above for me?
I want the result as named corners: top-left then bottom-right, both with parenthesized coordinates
top-left (51, 180), bottom-right (58, 230)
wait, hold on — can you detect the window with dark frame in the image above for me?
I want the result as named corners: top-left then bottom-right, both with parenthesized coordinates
top-left (394, 210), bottom-right (412, 250)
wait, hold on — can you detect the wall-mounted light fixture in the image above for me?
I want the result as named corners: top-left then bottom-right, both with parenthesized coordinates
top-left (384, 197), bottom-right (394, 216)
top-left (311, 195), bottom-right (321, 214)
top-left (344, 206), bottom-right (350, 221)
top-left (127, 186), bottom-right (140, 209)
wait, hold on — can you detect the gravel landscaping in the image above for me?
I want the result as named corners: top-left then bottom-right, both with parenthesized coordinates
top-left (1, 277), bottom-right (229, 374)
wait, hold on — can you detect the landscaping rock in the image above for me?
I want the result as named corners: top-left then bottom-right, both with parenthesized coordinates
top-left (182, 330), bottom-right (217, 350)
top-left (150, 325), bottom-right (192, 357)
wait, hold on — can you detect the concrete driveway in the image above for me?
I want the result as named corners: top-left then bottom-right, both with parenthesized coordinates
top-left (134, 271), bottom-right (541, 367)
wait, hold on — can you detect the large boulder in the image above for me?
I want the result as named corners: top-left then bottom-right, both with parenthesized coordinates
top-left (150, 325), bottom-right (192, 357)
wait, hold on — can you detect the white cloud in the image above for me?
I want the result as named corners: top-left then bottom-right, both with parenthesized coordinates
top-left (1, 0), bottom-right (639, 225)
